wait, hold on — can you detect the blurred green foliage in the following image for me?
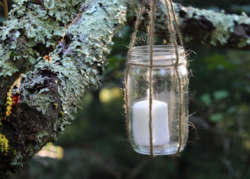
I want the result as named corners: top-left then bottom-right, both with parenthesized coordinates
top-left (3, 0), bottom-right (250, 179)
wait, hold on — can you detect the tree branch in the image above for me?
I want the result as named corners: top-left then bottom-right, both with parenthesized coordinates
top-left (127, 1), bottom-right (250, 50)
top-left (0, 0), bottom-right (83, 107)
top-left (0, 0), bottom-right (126, 178)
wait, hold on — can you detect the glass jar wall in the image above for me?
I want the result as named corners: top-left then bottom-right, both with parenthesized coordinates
top-left (126, 45), bottom-right (189, 155)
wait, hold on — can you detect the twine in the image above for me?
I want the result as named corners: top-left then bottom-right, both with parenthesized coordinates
top-left (3, 0), bottom-right (8, 20)
top-left (128, 0), bottom-right (146, 59)
top-left (169, 0), bottom-right (184, 47)
top-left (126, 0), bottom-right (185, 156)
top-left (164, 0), bottom-right (184, 155)
top-left (148, 0), bottom-right (157, 157)
top-left (125, 0), bottom-right (146, 150)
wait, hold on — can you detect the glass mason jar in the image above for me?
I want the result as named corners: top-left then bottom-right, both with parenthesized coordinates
top-left (125, 45), bottom-right (189, 155)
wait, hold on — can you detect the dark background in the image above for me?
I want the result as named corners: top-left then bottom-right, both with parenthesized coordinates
top-left (1, 0), bottom-right (250, 179)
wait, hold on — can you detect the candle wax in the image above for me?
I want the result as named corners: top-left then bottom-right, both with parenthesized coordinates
top-left (132, 100), bottom-right (169, 146)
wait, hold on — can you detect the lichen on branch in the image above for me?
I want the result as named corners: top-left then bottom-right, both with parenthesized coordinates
top-left (0, 0), bottom-right (126, 178)
top-left (0, 0), bottom-right (83, 107)
top-left (127, 1), bottom-right (250, 50)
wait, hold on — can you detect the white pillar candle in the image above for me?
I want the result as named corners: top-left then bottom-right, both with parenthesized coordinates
top-left (132, 100), bottom-right (169, 146)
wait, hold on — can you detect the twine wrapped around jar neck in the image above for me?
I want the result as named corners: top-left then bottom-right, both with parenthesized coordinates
top-left (125, 0), bottom-right (186, 157)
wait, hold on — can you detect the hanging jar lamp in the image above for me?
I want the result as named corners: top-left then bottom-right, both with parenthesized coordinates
top-left (125, 0), bottom-right (189, 156)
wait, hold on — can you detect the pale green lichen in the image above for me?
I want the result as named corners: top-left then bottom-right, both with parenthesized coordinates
top-left (0, 0), bottom-right (84, 104)
top-left (1, 0), bottom-right (82, 49)
top-left (1, 0), bottom-right (126, 174)
top-left (2, 0), bottom-right (127, 176)
top-left (129, 1), bottom-right (250, 49)
top-left (30, 93), bottom-right (52, 114)
top-left (37, 131), bottom-right (49, 142)
top-left (178, 5), bottom-right (250, 47)
top-left (10, 152), bottom-right (23, 166)
top-left (19, 0), bottom-right (126, 134)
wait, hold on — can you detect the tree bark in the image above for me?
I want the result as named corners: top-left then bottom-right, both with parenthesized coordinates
top-left (0, 0), bottom-right (126, 178)
top-left (1, 0), bottom-right (250, 178)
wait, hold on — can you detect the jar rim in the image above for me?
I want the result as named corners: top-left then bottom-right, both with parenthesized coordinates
top-left (132, 45), bottom-right (184, 50)
top-left (129, 45), bottom-right (186, 65)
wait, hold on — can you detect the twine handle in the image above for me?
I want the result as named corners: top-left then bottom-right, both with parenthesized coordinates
top-left (128, 0), bottom-right (146, 58)
top-left (3, 0), bottom-right (8, 20)
top-left (164, 0), bottom-right (184, 155)
top-left (125, 0), bottom-right (146, 152)
top-left (148, 0), bottom-right (157, 157)
top-left (169, 0), bottom-right (184, 47)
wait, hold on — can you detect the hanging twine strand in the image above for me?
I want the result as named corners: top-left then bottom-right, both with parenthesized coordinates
top-left (125, 65), bottom-right (131, 138)
top-left (3, 0), bottom-right (9, 20)
top-left (148, 0), bottom-right (157, 157)
top-left (164, 0), bottom-right (184, 155)
top-left (125, 0), bottom-right (146, 147)
top-left (169, 0), bottom-right (184, 47)
top-left (128, 0), bottom-right (146, 58)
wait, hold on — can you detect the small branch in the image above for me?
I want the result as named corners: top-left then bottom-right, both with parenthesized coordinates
top-left (3, 0), bottom-right (8, 20)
